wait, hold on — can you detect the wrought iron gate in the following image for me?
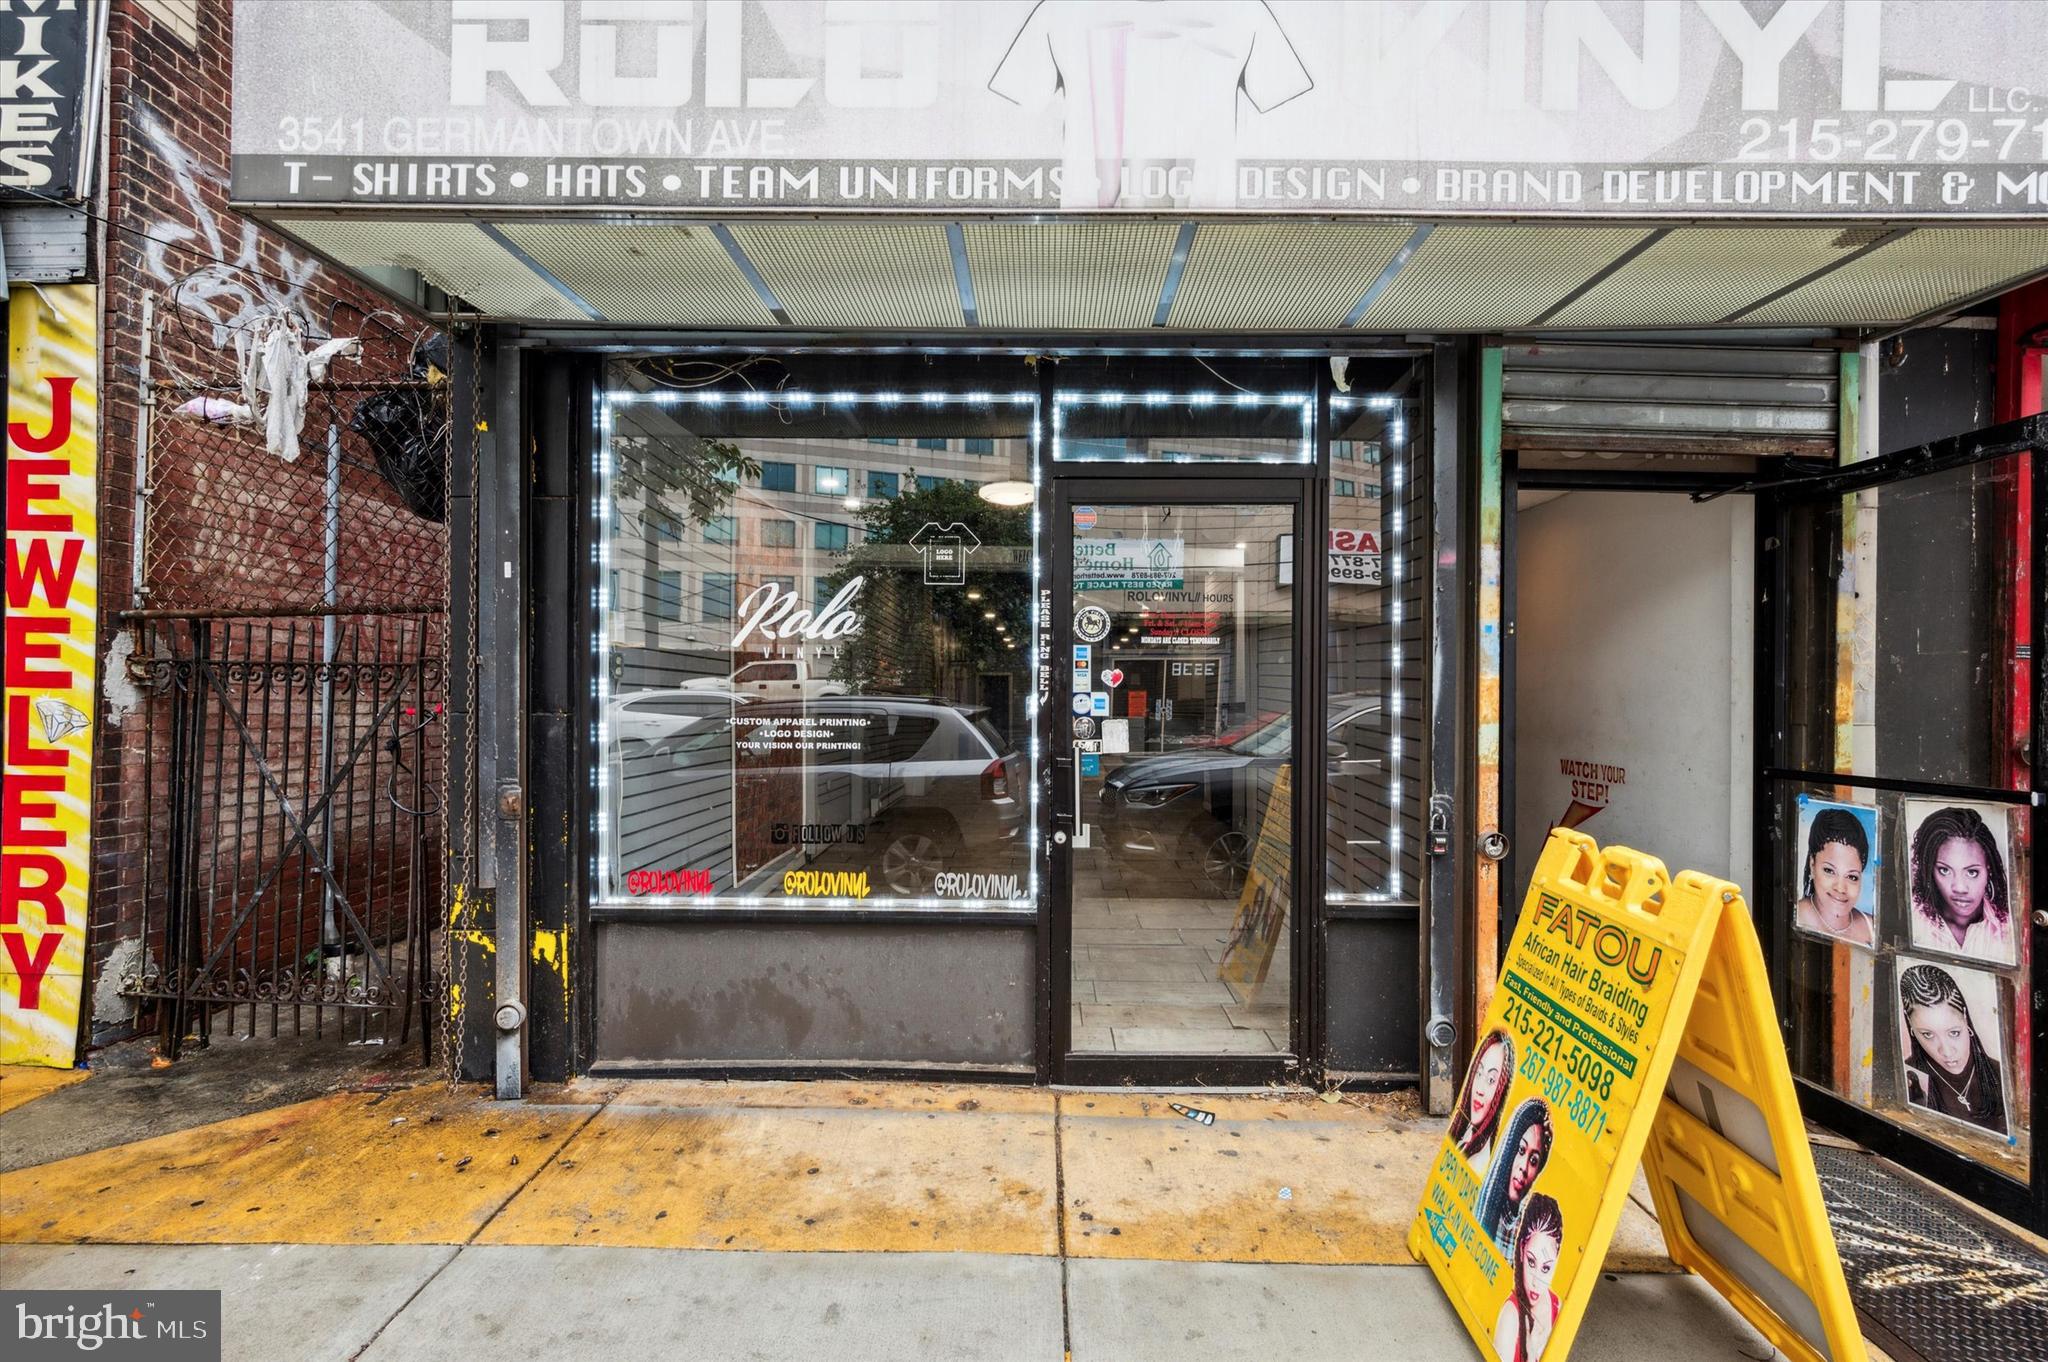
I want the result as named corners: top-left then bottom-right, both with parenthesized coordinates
top-left (120, 613), bottom-right (442, 1057)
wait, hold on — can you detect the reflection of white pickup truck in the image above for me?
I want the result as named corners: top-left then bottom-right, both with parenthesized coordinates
top-left (681, 659), bottom-right (849, 699)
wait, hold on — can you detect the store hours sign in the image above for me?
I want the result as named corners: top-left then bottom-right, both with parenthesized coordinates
top-left (232, 1), bottom-right (2048, 217)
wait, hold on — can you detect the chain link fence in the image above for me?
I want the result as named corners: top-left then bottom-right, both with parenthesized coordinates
top-left (115, 282), bottom-right (457, 1062)
top-left (135, 299), bottom-right (449, 616)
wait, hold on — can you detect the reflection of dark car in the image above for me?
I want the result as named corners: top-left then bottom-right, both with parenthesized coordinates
top-left (657, 694), bottom-right (1025, 896)
top-left (1096, 696), bottom-right (1381, 890)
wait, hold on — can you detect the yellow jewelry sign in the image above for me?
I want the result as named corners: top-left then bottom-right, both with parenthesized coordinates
top-left (3, 284), bottom-right (98, 1069)
top-left (1411, 829), bottom-right (1863, 1362)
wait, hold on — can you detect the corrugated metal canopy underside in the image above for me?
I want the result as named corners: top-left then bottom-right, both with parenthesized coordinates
top-left (263, 215), bottom-right (2048, 334)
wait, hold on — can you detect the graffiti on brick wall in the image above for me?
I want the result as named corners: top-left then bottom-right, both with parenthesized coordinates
top-left (136, 104), bottom-right (320, 346)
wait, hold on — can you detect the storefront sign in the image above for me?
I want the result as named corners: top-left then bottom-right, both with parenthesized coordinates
top-left (933, 872), bottom-right (1021, 899)
top-left (3, 285), bottom-right (97, 1068)
top-left (0, 1), bottom-right (100, 199)
top-left (781, 869), bottom-right (870, 899)
top-left (234, 2), bottom-right (2048, 218)
top-left (1140, 611), bottom-right (1221, 645)
top-left (1036, 587), bottom-right (1052, 700)
top-left (1075, 537), bottom-right (1184, 591)
top-left (731, 576), bottom-right (863, 649)
top-left (910, 520), bottom-right (979, 585)
top-left (771, 822), bottom-right (867, 846)
top-left (1411, 829), bottom-right (1864, 1362)
top-left (625, 868), bottom-right (713, 895)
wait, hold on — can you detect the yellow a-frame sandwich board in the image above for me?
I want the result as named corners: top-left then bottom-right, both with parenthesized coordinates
top-left (1409, 829), bottom-right (1864, 1362)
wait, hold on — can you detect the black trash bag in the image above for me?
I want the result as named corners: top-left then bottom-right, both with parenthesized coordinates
top-left (348, 388), bottom-right (446, 523)
top-left (410, 332), bottom-right (452, 382)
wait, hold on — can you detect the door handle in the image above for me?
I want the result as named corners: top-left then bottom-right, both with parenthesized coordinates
top-left (1052, 752), bottom-right (1076, 846)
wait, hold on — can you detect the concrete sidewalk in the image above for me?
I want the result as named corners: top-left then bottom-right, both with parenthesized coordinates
top-left (0, 1070), bottom-right (1878, 1360)
top-left (1, 1243), bottom-right (1789, 1361)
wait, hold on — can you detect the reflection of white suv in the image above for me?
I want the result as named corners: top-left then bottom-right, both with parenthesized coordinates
top-left (606, 689), bottom-right (742, 746)
top-left (682, 660), bottom-right (848, 699)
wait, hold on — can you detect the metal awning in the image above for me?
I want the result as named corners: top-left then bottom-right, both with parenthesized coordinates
top-left (258, 215), bottom-right (2048, 336)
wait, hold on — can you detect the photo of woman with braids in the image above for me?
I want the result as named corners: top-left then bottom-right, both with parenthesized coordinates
top-left (1897, 959), bottom-right (2008, 1138)
top-left (1491, 1193), bottom-right (1564, 1362)
top-left (1478, 1099), bottom-right (1554, 1255)
top-left (1791, 797), bottom-right (1879, 948)
top-left (1448, 1028), bottom-right (1516, 1180)
top-left (1905, 801), bottom-right (2016, 968)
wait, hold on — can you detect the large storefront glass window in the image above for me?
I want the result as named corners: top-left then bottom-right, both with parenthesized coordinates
top-left (598, 366), bottom-right (1036, 908)
top-left (1776, 452), bottom-right (2033, 1182)
top-left (1327, 379), bottom-right (1427, 903)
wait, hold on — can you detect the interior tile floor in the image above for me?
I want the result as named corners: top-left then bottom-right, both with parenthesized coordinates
top-left (1068, 894), bottom-right (1290, 1054)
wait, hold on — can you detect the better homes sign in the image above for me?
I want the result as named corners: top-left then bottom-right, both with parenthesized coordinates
top-left (1075, 538), bottom-right (1184, 592)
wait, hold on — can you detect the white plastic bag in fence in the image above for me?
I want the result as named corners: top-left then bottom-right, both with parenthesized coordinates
top-left (231, 315), bottom-right (362, 461)
top-left (170, 395), bottom-right (255, 425)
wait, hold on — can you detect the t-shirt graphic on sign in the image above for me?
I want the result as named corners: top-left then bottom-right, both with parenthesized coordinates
top-left (988, 0), bottom-right (1312, 210)
top-left (910, 521), bottom-right (982, 585)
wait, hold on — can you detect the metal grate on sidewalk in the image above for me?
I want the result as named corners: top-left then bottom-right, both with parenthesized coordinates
top-left (1812, 1144), bottom-right (2048, 1362)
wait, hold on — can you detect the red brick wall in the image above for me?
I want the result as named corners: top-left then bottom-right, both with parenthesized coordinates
top-left (90, 0), bottom-right (447, 1030)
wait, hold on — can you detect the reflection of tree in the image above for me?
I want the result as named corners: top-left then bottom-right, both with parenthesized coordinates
top-left (613, 422), bottom-right (760, 527)
top-left (821, 478), bottom-right (1029, 698)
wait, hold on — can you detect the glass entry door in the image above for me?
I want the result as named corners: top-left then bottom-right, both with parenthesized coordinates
top-left (1052, 479), bottom-right (1305, 1075)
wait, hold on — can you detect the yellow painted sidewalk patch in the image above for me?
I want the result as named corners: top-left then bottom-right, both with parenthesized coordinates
top-left (477, 1082), bottom-right (1057, 1255)
top-left (1, 1084), bottom-right (595, 1245)
top-left (1061, 1092), bottom-right (1437, 1265)
top-left (0, 1078), bottom-right (1674, 1265)
top-left (0, 1065), bottom-right (87, 1116)
top-left (1059, 1092), bottom-right (1674, 1270)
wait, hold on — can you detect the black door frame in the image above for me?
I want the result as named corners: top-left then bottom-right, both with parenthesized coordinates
top-left (1754, 414), bottom-right (2048, 1234)
top-left (1047, 471), bottom-right (1322, 1088)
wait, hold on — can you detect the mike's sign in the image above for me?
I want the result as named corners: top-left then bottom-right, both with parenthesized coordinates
top-left (0, 0), bottom-right (100, 199)
top-left (3, 286), bottom-right (97, 1069)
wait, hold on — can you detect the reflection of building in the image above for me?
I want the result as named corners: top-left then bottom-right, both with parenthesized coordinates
top-left (608, 428), bottom-right (1028, 658)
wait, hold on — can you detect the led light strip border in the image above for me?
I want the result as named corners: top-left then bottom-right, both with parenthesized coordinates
top-left (1050, 390), bottom-right (1316, 465)
top-left (597, 387), bottom-right (1039, 911)
top-left (1331, 393), bottom-right (1406, 903)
